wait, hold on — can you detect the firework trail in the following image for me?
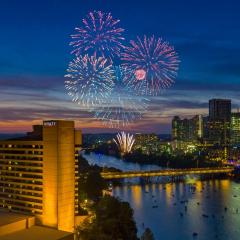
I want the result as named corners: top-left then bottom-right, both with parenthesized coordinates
top-left (113, 132), bottom-right (135, 154)
top-left (122, 35), bottom-right (180, 96)
top-left (70, 10), bottom-right (125, 60)
top-left (64, 55), bottom-right (115, 108)
top-left (93, 66), bottom-right (149, 128)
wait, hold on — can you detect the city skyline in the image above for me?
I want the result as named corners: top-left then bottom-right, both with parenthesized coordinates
top-left (1, 0), bottom-right (240, 133)
top-left (1, 98), bottom-right (240, 135)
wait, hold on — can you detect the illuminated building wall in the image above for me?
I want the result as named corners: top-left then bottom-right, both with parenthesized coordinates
top-left (133, 133), bottom-right (160, 154)
top-left (208, 99), bottom-right (231, 146)
top-left (0, 120), bottom-right (81, 233)
top-left (171, 115), bottom-right (203, 151)
top-left (207, 120), bottom-right (231, 145)
top-left (231, 112), bottom-right (240, 145)
top-left (0, 141), bottom-right (44, 215)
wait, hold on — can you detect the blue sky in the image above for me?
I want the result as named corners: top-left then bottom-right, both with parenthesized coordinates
top-left (0, 0), bottom-right (240, 133)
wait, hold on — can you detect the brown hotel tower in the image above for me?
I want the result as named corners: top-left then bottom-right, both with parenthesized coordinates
top-left (0, 120), bottom-right (82, 233)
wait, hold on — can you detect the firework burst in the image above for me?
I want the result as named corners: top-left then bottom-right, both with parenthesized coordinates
top-left (93, 66), bottom-right (149, 128)
top-left (113, 132), bottom-right (135, 154)
top-left (64, 55), bottom-right (115, 107)
top-left (122, 35), bottom-right (180, 96)
top-left (70, 10), bottom-right (125, 60)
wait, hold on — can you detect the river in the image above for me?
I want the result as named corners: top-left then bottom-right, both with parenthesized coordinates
top-left (83, 152), bottom-right (240, 240)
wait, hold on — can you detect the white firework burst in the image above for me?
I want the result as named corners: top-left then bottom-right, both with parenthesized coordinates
top-left (113, 132), bottom-right (135, 154)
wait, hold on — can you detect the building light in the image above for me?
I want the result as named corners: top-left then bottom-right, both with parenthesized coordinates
top-left (43, 121), bottom-right (56, 127)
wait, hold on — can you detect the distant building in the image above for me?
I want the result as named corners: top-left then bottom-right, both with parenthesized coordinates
top-left (83, 133), bottom-right (115, 147)
top-left (170, 98), bottom-right (240, 162)
top-left (193, 115), bottom-right (203, 139)
top-left (231, 112), bottom-right (240, 145)
top-left (0, 120), bottom-right (82, 233)
top-left (208, 99), bottom-right (231, 146)
top-left (202, 116), bottom-right (209, 140)
top-left (171, 115), bottom-right (203, 151)
top-left (133, 133), bottom-right (160, 154)
top-left (209, 99), bottom-right (231, 121)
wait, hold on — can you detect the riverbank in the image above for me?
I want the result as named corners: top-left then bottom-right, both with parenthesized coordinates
top-left (91, 143), bottom-right (223, 169)
top-left (123, 151), bottom-right (222, 169)
top-left (82, 152), bottom-right (161, 172)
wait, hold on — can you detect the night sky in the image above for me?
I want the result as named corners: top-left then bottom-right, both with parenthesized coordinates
top-left (1, 0), bottom-right (240, 133)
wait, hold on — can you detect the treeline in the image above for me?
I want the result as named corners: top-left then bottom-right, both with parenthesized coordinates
top-left (92, 141), bottom-right (222, 168)
top-left (92, 142), bottom-right (120, 158)
top-left (124, 150), bottom-right (222, 168)
top-left (78, 156), bottom-right (120, 203)
top-left (76, 195), bottom-right (139, 240)
top-left (76, 156), bottom-right (155, 240)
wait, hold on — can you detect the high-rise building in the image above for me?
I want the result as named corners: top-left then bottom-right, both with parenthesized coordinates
top-left (231, 112), bottom-right (240, 145)
top-left (0, 120), bottom-right (82, 233)
top-left (202, 116), bottom-right (209, 140)
top-left (171, 115), bottom-right (203, 151)
top-left (192, 115), bottom-right (203, 139)
top-left (209, 99), bottom-right (231, 121)
top-left (208, 99), bottom-right (231, 146)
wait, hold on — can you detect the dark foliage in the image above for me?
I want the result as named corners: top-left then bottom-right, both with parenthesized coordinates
top-left (124, 150), bottom-right (222, 169)
top-left (77, 195), bottom-right (138, 240)
top-left (141, 228), bottom-right (155, 240)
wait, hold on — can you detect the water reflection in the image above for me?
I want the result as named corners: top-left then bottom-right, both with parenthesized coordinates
top-left (83, 152), bottom-right (240, 239)
top-left (131, 185), bottom-right (142, 208)
top-left (113, 180), bottom-right (240, 240)
top-left (82, 152), bottom-right (161, 171)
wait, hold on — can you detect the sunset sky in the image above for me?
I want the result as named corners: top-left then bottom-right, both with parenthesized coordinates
top-left (1, 0), bottom-right (240, 133)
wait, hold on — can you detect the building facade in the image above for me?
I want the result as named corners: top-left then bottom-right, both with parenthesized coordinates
top-left (0, 120), bottom-right (82, 233)
top-left (231, 112), bottom-right (240, 146)
top-left (133, 133), bottom-right (160, 155)
top-left (208, 99), bottom-right (231, 146)
top-left (209, 99), bottom-right (231, 121)
top-left (171, 115), bottom-right (203, 151)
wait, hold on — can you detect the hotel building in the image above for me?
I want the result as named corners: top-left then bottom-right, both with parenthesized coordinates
top-left (0, 120), bottom-right (82, 233)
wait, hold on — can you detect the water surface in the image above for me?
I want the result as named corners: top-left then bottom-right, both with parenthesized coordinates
top-left (84, 152), bottom-right (240, 240)
top-left (83, 152), bottom-right (161, 171)
top-left (113, 180), bottom-right (240, 240)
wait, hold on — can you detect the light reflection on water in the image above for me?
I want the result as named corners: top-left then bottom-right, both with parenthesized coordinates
top-left (113, 180), bottom-right (240, 240)
top-left (83, 152), bottom-right (240, 240)
top-left (83, 152), bottom-right (161, 171)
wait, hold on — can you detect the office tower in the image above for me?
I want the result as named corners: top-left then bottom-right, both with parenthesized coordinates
top-left (209, 99), bottom-right (231, 121)
top-left (202, 116), bottom-right (209, 140)
top-left (171, 115), bottom-right (203, 150)
top-left (0, 120), bottom-right (82, 233)
top-left (231, 112), bottom-right (240, 145)
top-left (208, 99), bottom-right (231, 146)
top-left (192, 115), bottom-right (203, 139)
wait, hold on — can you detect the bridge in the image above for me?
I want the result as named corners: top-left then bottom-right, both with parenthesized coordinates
top-left (101, 167), bottom-right (234, 179)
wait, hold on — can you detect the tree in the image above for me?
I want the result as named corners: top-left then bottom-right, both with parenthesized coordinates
top-left (85, 170), bottom-right (107, 200)
top-left (76, 195), bottom-right (139, 240)
top-left (141, 228), bottom-right (155, 240)
top-left (95, 195), bottom-right (138, 240)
